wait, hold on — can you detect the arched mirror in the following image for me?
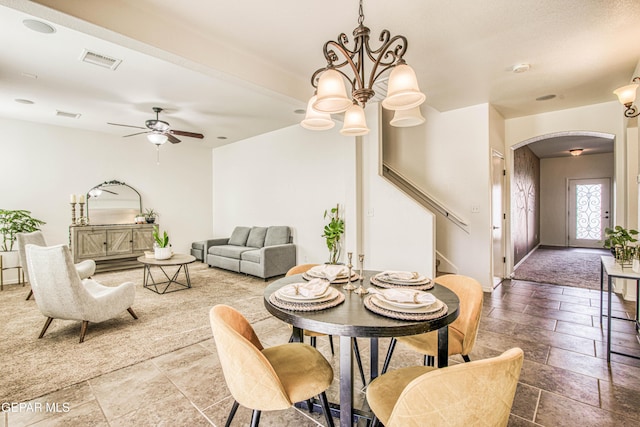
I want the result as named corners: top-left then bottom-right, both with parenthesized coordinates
top-left (86, 180), bottom-right (142, 225)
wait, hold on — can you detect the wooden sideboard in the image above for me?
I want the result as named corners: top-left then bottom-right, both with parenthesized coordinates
top-left (70, 223), bottom-right (155, 272)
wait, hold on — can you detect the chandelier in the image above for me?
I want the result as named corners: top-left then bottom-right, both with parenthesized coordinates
top-left (301, 0), bottom-right (426, 135)
top-left (614, 76), bottom-right (640, 118)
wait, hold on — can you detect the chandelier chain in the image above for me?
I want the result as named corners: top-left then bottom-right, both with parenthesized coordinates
top-left (311, 0), bottom-right (408, 107)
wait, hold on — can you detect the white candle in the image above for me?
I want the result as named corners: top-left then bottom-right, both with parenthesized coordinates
top-left (78, 194), bottom-right (85, 204)
top-left (70, 194), bottom-right (76, 203)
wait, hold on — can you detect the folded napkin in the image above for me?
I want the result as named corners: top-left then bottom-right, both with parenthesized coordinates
top-left (369, 288), bottom-right (436, 305)
top-left (309, 264), bottom-right (349, 282)
top-left (279, 278), bottom-right (330, 298)
top-left (379, 270), bottom-right (421, 282)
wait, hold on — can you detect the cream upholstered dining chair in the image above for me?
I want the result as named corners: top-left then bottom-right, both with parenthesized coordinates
top-left (17, 231), bottom-right (96, 301)
top-left (209, 304), bottom-right (335, 427)
top-left (381, 274), bottom-right (484, 373)
top-left (367, 347), bottom-right (524, 427)
top-left (26, 243), bottom-right (137, 343)
top-left (285, 264), bottom-right (367, 386)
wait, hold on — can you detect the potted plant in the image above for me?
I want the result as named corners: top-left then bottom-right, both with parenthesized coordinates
top-left (321, 204), bottom-right (345, 264)
top-left (603, 225), bottom-right (638, 265)
top-left (1, 209), bottom-right (46, 252)
top-left (0, 209), bottom-right (46, 273)
top-left (145, 208), bottom-right (158, 224)
top-left (153, 225), bottom-right (172, 259)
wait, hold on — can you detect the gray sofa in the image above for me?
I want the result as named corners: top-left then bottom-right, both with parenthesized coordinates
top-left (206, 226), bottom-right (296, 279)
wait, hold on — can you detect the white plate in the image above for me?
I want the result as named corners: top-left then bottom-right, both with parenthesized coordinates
top-left (305, 270), bottom-right (352, 280)
top-left (374, 272), bottom-right (430, 284)
top-left (372, 295), bottom-right (443, 314)
top-left (276, 287), bottom-right (338, 303)
top-left (375, 289), bottom-right (436, 308)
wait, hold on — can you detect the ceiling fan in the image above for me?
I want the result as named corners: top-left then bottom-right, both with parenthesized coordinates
top-left (107, 107), bottom-right (204, 144)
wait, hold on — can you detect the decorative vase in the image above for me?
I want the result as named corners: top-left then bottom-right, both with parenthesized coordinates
top-left (633, 259), bottom-right (640, 273)
top-left (154, 247), bottom-right (172, 260)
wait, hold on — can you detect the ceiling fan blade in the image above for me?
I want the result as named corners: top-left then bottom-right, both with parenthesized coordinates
top-left (167, 133), bottom-right (181, 144)
top-left (171, 130), bottom-right (204, 139)
top-left (107, 122), bottom-right (147, 130)
top-left (122, 131), bottom-right (149, 138)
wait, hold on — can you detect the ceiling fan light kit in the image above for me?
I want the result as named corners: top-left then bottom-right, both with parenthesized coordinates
top-left (302, 0), bottom-right (426, 135)
top-left (147, 132), bottom-right (168, 145)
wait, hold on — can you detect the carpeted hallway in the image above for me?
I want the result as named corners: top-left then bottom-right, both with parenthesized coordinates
top-left (513, 245), bottom-right (610, 290)
top-left (2, 263), bottom-right (639, 426)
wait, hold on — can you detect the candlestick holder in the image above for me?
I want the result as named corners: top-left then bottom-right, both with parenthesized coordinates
top-left (354, 253), bottom-right (369, 294)
top-left (70, 202), bottom-right (77, 225)
top-left (78, 202), bottom-right (86, 226)
top-left (343, 252), bottom-right (356, 290)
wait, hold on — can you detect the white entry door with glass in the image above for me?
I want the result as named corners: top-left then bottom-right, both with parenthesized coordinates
top-left (568, 178), bottom-right (611, 248)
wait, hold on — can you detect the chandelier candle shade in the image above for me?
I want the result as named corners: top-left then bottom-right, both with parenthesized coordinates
top-left (614, 76), bottom-right (640, 118)
top-left (303, 0), bottom-right (426, 135)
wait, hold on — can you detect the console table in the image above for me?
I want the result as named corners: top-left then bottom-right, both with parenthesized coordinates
top-left (70, 223), bottom-right (155, 272)
top-left (599, 255), bottom-right (640, 363)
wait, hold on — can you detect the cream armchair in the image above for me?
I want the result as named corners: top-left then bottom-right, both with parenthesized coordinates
top-left (26, 244), bottom-right (137, 343)
top-left (382, 274), bottom-right (484, 372)
top-left (209, 304), bottom-right (335, 427)
top-left (17, 231), bottom-right (96, 301)
top-left (367, 347), bottom-right (524, 427)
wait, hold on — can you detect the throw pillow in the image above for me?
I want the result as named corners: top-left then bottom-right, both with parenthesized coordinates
top-left (264, 226), bottom-right (290, 246)
top-left (228, 226), bottom-right (251, 246)
top-left (246, 227), bottom-right (268, 248)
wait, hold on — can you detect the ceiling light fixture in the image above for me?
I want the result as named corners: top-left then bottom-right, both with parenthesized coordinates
top-left (22, 19), bottom-right (55, 34)
top-left (569, 149), bottom-right (583, 156)
top-left (147, 132), bottom-right (168, 146)
top-left (302, 0), bottom-right (425, 136)
top-left (614, 76), bottom-right (640, 118)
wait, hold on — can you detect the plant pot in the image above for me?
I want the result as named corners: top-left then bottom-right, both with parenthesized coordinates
top-left (633, 259), bottom-right (640, 273)
top-left (146, 218), bottom-right (156, 224)
top-left (154, 247), bottom-right (172, 260)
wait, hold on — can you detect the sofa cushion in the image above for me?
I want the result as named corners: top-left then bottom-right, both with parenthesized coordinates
top-left (228, 226), bottom-right (251, 246)
top-left (264, 226), bottom-right (290, 247)
top-left (209, 245), bottom-right (254, 260)
top-left (241, 249), bottom-right (261, 263)
top-left (246, 227), bottom-right (268, 249)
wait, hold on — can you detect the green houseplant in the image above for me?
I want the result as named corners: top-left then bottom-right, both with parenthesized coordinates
top-left (145, 208), bottom-right (158, 224)
top-left (321, 204), bottom-right (345, 264)
top-left (152, 225), bottom-right (171, 259)
top-left (603, 225), bottom-right (638, 264)
top-left (0, 209), bottom-right (46, 252)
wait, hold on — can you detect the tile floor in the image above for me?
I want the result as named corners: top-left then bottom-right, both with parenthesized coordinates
top-left (4, 278), bottom-right (640, 427)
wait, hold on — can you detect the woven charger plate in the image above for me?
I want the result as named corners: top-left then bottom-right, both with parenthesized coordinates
top-left (370, 275), bottom-right (434, 290)
top-left (269, 290), bottom-right (345, 312)
top-left (302, 272), bottom-right (360, 284)
top-left (363, 294), bottom-right (448, 321)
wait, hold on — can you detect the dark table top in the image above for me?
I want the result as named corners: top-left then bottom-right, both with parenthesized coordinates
top-left (264, 270), bottom-right (460, 338)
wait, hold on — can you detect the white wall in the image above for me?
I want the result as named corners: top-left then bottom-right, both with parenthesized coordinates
top-left (0, 117), bottom-right (213, 262)
top-left (212, 123), bottom-right (356, 265)
top-left (382, 103), bottom-right (494, 290)
top-left (539, 153), bottom-right (614, 246)
top-left (212, 112), bottom-right (436, 278)
top-left (362, 106), bottom-right (436, 277)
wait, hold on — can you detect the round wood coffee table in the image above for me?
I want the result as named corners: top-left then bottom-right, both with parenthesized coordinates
top-left (137, 253), bottom-right (196, 294)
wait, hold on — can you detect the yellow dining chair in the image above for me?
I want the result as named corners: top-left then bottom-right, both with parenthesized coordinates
top-left (210, 304), bottom-right (335, 427)
top-left (381, 274), bottom-right (484, 373)
top-left (285, 264), bottom-right (367, 386)
top-left (367, 347), bottom-right (524, 427)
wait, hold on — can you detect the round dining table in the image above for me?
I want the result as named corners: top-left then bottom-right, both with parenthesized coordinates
top-left (263, 270), bottom-right (460, 427)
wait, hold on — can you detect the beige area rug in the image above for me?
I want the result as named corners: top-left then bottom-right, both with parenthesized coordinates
top-left (0, 263), bottom-right (275, 403)
top-left (513, 247), bottom-right (607, 290)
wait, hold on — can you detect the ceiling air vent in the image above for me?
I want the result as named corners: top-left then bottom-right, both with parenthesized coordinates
top-left (79, 49), bottom-right (122, 70)
top-left (56, 110), bottom-right (81, 119)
